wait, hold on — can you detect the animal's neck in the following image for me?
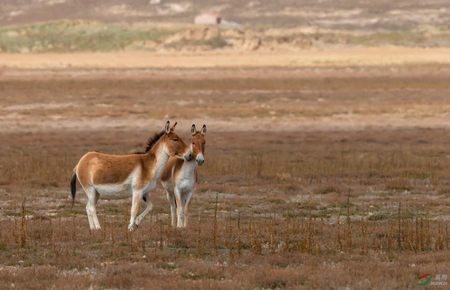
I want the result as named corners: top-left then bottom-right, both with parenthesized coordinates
top-left (151, 142), bottom-right (170, 180)
top-left (181, 159), bottom-right (197, 177)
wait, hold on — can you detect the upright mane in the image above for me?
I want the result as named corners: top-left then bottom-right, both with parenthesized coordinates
top-left (136, 130), bottom-right (165, 154)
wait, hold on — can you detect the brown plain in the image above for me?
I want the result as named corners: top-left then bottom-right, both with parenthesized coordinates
top-left (0, 63), bottom-right (449, 289)
top-left (1, 47), bottom-right (450, 69)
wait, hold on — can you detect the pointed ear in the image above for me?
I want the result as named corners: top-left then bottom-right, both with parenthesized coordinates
top-left (191, 124), bottom-right (196, 135)
top-left (165, 121), bottom-right (171, 134)
top-left (201, 124), bottom-right (207, 135)
top-left (170, 121), bottom-right (178, 131)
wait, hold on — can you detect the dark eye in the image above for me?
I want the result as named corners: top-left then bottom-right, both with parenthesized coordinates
top-left (172, 138), bottom-right (179, 142)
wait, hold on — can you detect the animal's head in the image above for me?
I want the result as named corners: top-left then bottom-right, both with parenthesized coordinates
top-left (163, 121), bottom-right (192, 161)
top-left (190, 124), bottom-right (207, 165)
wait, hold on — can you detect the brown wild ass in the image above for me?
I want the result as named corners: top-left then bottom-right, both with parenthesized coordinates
top-left (160, 124), bottom-right (207, 227)
top-left (70, 121), bottom-right (192, 231)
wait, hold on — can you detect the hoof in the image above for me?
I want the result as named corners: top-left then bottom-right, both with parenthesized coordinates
top-left (128, 223), bottom-right (138, 231)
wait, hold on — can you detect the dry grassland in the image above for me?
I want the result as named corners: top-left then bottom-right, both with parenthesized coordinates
top-left (1, 47), bottom-right (450, 69)
top-left (0, 66), bottom-right (449, 289)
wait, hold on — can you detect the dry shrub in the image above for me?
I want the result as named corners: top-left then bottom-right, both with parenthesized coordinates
top-left (1, 80), bottom-right (450, 289)
top-left (179, 260), bottom-right (226, 281)
top-left (99, 265), bottom-right (134, 289)
top-left (0, 266), bottom-right (58, 290)
top-left (240, 266), bottom-right (304, 289)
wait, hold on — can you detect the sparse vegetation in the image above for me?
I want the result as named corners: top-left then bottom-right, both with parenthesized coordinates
top-left (346, 31), bottom-right (450, 47)
top-left (203, 35), bottom-right (228, 49)
top-left (0, 68), bottom-right (449, 289)
top-left (2, 19), bottom-right (450, 54)
top-left (0, 21), bottom-right (177, 53)
top-left (1, 0), bottom-right (450, 287)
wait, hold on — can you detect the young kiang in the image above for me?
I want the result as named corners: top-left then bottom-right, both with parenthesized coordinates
top-left (161, 124), bottom-right (207, 228)
top-left (70, 121), bottom-right (192, 231)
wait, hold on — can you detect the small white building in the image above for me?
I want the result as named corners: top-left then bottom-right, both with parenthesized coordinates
top-left (194, 12), bottom-right (222, 25)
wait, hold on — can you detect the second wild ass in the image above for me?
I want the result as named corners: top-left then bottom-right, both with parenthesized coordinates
top-left (70, 121), bottom-right (192, 231)
top-left (161, 124), bottom-right (207, 227)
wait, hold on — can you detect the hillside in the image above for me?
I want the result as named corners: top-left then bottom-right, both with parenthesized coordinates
top-left (1, 1), bottom-right (449, 52)
top-left (1, 0), bottom-right (449, 30)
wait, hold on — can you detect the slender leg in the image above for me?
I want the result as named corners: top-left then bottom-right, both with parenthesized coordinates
top-left (182, 191), bottom-right (193, 228)
top-left (85, 204), bottom-right (95, 230)
top-left (91, 190), bottom-right (101, 230)
top-left (135, 195), bottom-right (153, 226)
top-left (82, 186), bottom-right (97, 230)
top-left (128, 189), bottom-right (141, 231)
top-left (174, 188), bottom-right (184, 228)
top-left (165, 189), bottom-right (177, 227)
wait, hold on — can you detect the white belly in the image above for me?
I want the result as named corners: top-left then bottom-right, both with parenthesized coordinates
top-left (95, 183), bottom-right (131, 199)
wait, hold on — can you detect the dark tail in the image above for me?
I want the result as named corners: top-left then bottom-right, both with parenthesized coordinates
top-left (70, 172), bottom-right (77, 207)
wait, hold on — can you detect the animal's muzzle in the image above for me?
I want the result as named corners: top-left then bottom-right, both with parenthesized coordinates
top-left (184, 152), bottom-right (193, 161)
top-left (196, 154), bottom-right (205, 165)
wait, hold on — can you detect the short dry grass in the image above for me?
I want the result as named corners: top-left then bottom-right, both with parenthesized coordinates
top-left (0, 128), bottom-right (449, 289)
top-left (0, 20), bottom-right (177, 53)
top-left (0, 68), bottom-right (449, 289)
top-left (1, 68), bottom-right (450, 131)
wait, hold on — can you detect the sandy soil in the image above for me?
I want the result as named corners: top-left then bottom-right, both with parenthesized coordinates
top-left (1, 66), bottom-right (449, 133)
top-left (0, 65), bottom-right (449, 289)
top-left (1, 47), bottom-right (450, 69)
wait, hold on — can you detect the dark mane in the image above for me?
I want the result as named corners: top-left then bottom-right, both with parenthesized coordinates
top-left (135, 130), bottom-right (165, 154)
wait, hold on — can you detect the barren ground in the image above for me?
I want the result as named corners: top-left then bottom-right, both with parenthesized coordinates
top-left (0, 64), bottom-right (449, 289)
top-left (2, 47), bottom-right (450, 69)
